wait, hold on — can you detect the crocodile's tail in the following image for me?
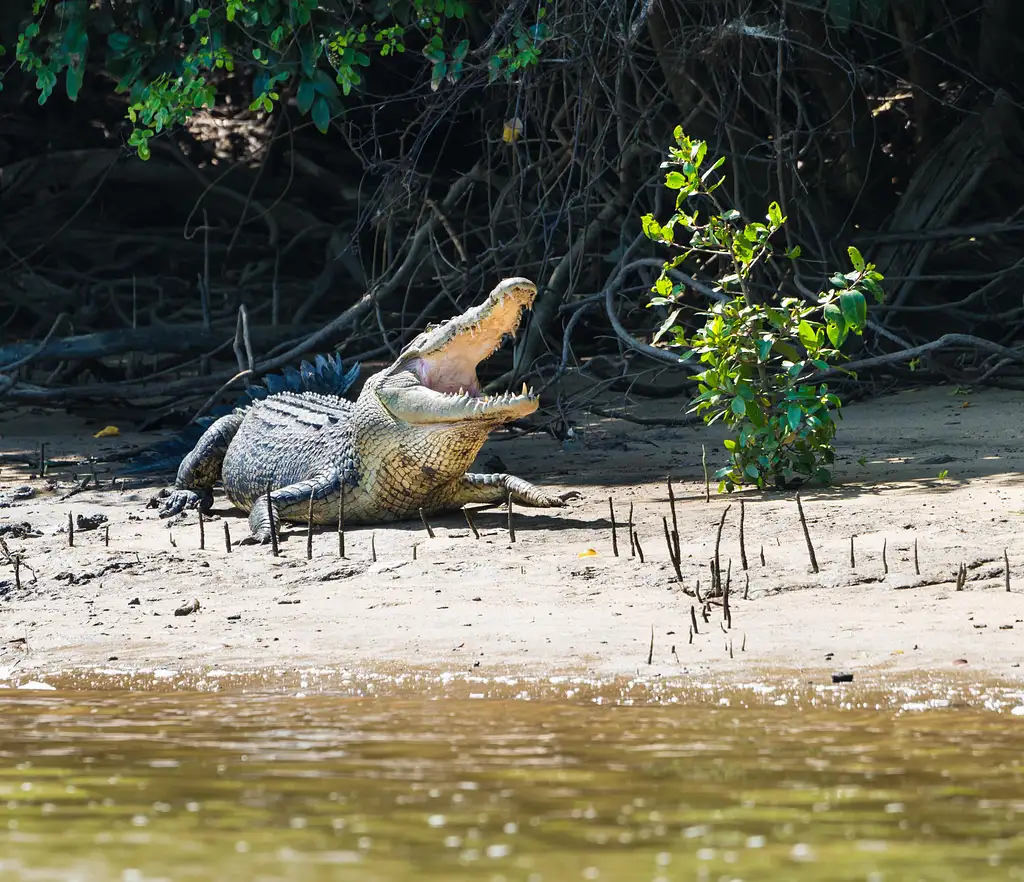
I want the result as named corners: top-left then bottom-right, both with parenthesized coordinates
top-left (115, 353), bottom-right (360, 476)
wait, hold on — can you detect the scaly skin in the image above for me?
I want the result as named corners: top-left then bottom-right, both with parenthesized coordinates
top-left (158, 278), bottom-right (578, 541)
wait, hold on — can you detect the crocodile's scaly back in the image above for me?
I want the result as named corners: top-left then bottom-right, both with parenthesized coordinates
top-left (120, 354), bottom-right (360, 475)
top-left (221, 392), bottom-right (355, 512)
top-left (156, 278), bottom-right (579, 539)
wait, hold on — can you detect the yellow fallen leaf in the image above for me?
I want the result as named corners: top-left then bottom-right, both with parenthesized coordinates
top-left (502, 117), bottom-right (524, 143)
top-left (93, 425), bottom-right (120, 438)
top-left (578, 548), bottom-right (598, 558)
top-left (960, 401), bottom-right (970, 408)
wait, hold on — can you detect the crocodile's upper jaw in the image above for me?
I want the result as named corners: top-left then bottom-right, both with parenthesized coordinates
top-left (375, 278), bottom-right (539, 425)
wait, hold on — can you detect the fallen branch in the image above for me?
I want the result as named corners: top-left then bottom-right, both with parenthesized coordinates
top-left (808, 334), bottom-right (1024, 382)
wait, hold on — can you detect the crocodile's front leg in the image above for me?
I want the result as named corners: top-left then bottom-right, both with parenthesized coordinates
top-left (158, 412), bottom-right (245, 518)
top-left (433, 472), bottom-right (580, 512)
top-left (247, 472), bottom-right (343, 543)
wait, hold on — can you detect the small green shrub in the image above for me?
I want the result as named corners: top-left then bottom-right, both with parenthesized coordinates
top-left (643, 128), bottom-right (885, 492)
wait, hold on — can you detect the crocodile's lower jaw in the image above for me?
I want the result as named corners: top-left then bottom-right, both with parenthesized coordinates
top-left (378, 383), bottom-right (539, 425)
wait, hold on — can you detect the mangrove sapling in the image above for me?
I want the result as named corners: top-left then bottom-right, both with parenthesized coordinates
top-left (643, 130), bottom-right (885, 492)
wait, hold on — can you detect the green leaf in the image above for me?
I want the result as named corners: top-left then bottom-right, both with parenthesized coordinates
top-left (311, 95), bottom-right (331, 134)
top-left (664, 171), bottom-right (685, 190)
top-left (66, 64), bottom-right (84, 102)
top-left (296, 79), bottom-right (315, 115)
top-left (430, 60), bottom-right (446, 90)
top-left (653, 276), bottom-right (673, 298)
top-left (640, 214), bottom-right (661, 239)
top-left (767, 201), bottom-right (783, 228)
top-left (107, 32), bottom-right (132, 54)
top-left (797, 320), bottom-right (817, 351)
top-left (313, 70), bottom-right (340, 97)
top-left (861, 277), bottom-right (885, 303)
top-left (786, 404), bottom-right (802, 432)
top-left (839, 291), bottom-right (867, 331)
top-left (826, 318), bottom-right (848, 348)
top-left (847, 245), bottom-right (865, 271)
top-left (701, 155), bottom-right (725, 182)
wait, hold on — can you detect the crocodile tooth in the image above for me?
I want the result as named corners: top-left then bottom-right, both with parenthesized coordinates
top-left (529, 386), bottom-right (535, 397)
top-left (458, 387), bottom-right (465, 396)
top-left (521, 382), bottom-right (528, 397)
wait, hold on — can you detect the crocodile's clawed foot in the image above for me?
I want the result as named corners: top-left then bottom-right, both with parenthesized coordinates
top-left (157, 488), bottom-right (212, 518)
top-left (515, 488), bottom-right (581, 508)
top-left (532, 489), bottom-right (582, 507)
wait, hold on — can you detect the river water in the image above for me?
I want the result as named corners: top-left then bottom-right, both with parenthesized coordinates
top-left (1, 669), bottom-right (1022, 881)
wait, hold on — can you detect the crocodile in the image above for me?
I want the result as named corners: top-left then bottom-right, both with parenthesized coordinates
top-left (157, 277), bottom-right (578, 541)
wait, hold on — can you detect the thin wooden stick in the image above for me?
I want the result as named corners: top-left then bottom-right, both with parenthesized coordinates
top-left (338, 492), bottom-right (346, 558)
top-left (739, 498), bottom-right (748, 570)
top-left (1004, 549), bottom-right (1011, 592)
top-left (914, 538), bottom-right (920, 575)
top-left (198, 509), bottom-right (206, 550)
top-left (667, 476), bottom-right (681, 563)
top-left (306, 490), bottom-right (315, 561)
top-left (714, 505), bottom-right (731, 595)
top-left (662, 516), bottom-right (682, 581)
top-left (795, 493), bottom-right (819, 573)
top-left (634, 533), bottom-right (645, 563)
top-left (371, 532), bottom-right (377, 562)
top-left (609, 496), bottom-right (619, 557)
top-left (419, 507), bottom-right (435, 539)
top-left (628, 502), bottom-right (635, 557)
top-left (104, 524), bottom-right (109, 547)
top-left (266, 484), bottom-right (278, 557)
top-left (647, 626), bottom-right (654, 665)
top-left (723, 562), bottom-right (732, 629)
top-left (463, 506), bottom-right (480, 539)
top-left (224, 521), bottom-right (232, 553)
top-left (507, 493), bottom-right (516, 543)
top-left (882, 538), bottom-right (888, 575)
top-left (690, 605), bottom-right (699, 635)
top-left (67, 511), bottom-right (74, 547)
top-left (850, 534), bottom-right (856, 568)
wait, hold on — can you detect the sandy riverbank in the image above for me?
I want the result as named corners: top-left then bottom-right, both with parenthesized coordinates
top-left (1, 384), bottom-right (1022, 685)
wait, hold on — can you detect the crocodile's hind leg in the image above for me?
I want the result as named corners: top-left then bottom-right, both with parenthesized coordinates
top-left (431, 472), bottom-right (580, 513)
top-left (247, 471), bottom-right (343, 543)
top-left (158, 412), bottom-right (246, 518)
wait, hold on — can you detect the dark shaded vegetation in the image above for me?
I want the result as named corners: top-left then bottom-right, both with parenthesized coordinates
top-left (1, 0), bottom-right (1023, 430)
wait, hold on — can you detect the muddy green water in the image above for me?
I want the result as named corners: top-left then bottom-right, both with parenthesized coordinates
top-left (1, 671), bottom-right (1023, 881)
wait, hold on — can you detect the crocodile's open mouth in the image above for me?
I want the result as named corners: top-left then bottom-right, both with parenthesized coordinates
top-left (379, 277), bottom-right (540, 424)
